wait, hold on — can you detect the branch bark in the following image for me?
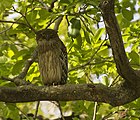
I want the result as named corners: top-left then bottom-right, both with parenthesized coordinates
top-left (0, 83), bottom-right (139, 107)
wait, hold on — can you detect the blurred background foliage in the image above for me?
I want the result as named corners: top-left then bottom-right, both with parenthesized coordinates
top-left (0, 0), bottom-right (140, 119)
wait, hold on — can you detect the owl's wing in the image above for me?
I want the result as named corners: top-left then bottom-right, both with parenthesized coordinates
top-left (60, 40), bottom-right (68, 84)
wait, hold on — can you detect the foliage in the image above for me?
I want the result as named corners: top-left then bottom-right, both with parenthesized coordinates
top-left (0, 0), bottom-right (140, 119)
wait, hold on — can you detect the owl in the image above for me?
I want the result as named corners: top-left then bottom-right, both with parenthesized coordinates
top-left (36, 29), bottom-right (68, 85)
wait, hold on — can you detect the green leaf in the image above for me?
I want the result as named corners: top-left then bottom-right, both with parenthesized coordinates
top-left (87, 1), bottom-right (99, 6)
top-left (6, 103), bottom-right (20, 120)
top-left (26, 10), bottom-right (37, 24)
top-left (121, 17), bottom-right (130, 28)
top-left (98, 47), bottom-right (109, 57)
top-left (84, 30), bottom-right (91, 44)
top-left (68, 28), bottom-right (80, 38)
top-left (0, 43), bottom-right (9, 51)
top-left (129, 51), bottom-right (139, 64)
top-left (93, 28), bottom-right (105, 42)
top-left (38, 9), bottom-right (51, 20)
top-left (117, 14), bottom-right (130, 28)
top-left (77, 70), bottom-right (85, 78)
top-left (59, 0), bottom-right (70, 4)
top-left (12, 60), bottom-right (24, 75)
top-left (88, 8), bottom-right (98, 15)
top-left (75, 34), bottom-right (82, 49)
top-left (10, 44), bottom-right (18, 54)
top-left (122, 8), bottom-right (133, 21)
top-left (68, 18), bottom-right (81, 38)
top-left (70, 18), bottom-right (81, 29)
top-left (0, 102), bottom-right (8, 116)
top-left (0, 56), bottom-right (8, 63)
top-left (0, 0), bottom-right (14, 13)
top-left (72, 101), bottom-right (86, 114)
top-left (94, 13), bottom-right (101, 21)
top-left (12, 49), bottom-right (29, 59)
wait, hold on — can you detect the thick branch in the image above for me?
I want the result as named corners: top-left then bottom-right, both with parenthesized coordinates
top-left (99, 0), bottom-right (140, 86)
top-left (0, 84), bottom-right (139, 107)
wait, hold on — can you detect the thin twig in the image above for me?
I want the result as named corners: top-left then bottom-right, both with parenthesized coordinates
top-left (38, 0), bottom-right (50, 11)
top-left (85, 72), bottom-right (93, 83)
top-left (15, 105), bottom-right (30, 120)
top-left (38, 0), bottom-right (58, 12)
top-left (86, 14), bottom-right (102, 23)
top-left (0, 20), bottom-right (28, 26)
top-left (1, 48), bottom-right (37, 85)
top-left (0, 25), bottom-right (13, 34)
top-left (67, 9), bottom-right (92, 16)
top-left (102, 109), bottom-right (127, 120)
top-left (34, 101), bottom-right (40, 120)
top-left (1, 76), bottom-right (14, 82)
top-left (67, 41), bottom-right (74, 54)
top-left (54, 15), bottom-right (63, 31)
top-left (49, 0), bottom-right (58, 12)
top-left (45, 16), bottom-right (62, 29)
top-left (0, 19), bottom-right (21, 34)
top-left (0, 0), bottom-right (36, 34)
top-left (79, 16), bottom-right (94, 36)
top-left (6, 103), bottom-right (30, 120)
top-left (93, 102), bottom-right (98, 120)
top-left (52, 101), bottom-right (65, 120)
top-left (25, 0), bottom-right (35, 15)
top-left (1, 76), bottom-right (30, 86)
top-left (69, 40), bottom-right (106, 72)
top-left (57, 101), bottom-right (65, 120)
top-left (12, 6), bottom-right (36, 34)
top-left (65, 15), bottom-right (70, 26)
top-left (17, 48), bottom-right (38, 79)
top-left (109, 75), bottom-right (120, 87)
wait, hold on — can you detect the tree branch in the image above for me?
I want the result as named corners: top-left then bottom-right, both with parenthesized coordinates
top-left (17, 49), bottom-right (38, 79)
top-left (0, 20), bottom-right (21, 34)
top-left (1, 49), bottom-right (38, 86)
top-left (99, 0), bottom-right (140, 86)
top-left (0, 20), bottom-right (28, 26)
top-left (38, 0), bottom-right (50, 11)
top-left (0, 83), bottom-right (139, 107)
top-left (12, 6), bottom-right (36, 34)
top-left (1, 76), bottom-right (30, 86)
top-left (54, 15), bottom-right (63, 31)
top-left (38, 0), bottom-right (57, 12)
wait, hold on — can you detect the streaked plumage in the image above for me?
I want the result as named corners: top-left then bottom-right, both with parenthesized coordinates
top-left (36, 29), bottom-right (68, 85)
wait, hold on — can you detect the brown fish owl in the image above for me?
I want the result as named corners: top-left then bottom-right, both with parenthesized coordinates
top-left (36, 29), bottom-right (68, 85)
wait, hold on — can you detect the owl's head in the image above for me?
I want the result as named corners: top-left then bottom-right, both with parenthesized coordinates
top-left (36, 29), bottom-right (58, 42)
